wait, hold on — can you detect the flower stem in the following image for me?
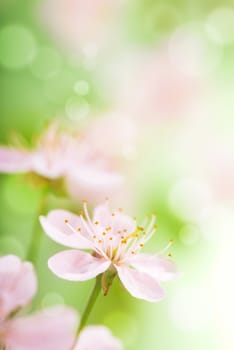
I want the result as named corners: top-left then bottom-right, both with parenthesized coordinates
top-left (77, 275), bottom-right (102, 334)
top-left (26, 186), bottom-right (48, 262)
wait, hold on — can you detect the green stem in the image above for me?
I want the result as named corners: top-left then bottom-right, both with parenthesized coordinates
top-left (26, 187), bottom-right (48, 262)
top-left (77, 275), bottom-right (102, 334)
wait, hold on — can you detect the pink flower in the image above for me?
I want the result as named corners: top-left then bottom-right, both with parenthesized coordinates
top-left (66, 163), bottom-right (124, 204)
top-left (38, 0), bottom-right (123, 54)
top-left (0, 123), bottom-right (74, 180)
top-left (0, 122), bottom-right (124, 203)
top-left (74, 325), bottom-right (122, 350)
top-left (79, 114), bottom-right (137, 162)
top-left (40, 201), bottom-right (177, 302)
top-left (65, 114), bottom-right (136, 204)
top-left (0, 255), bottom-right (77, 350)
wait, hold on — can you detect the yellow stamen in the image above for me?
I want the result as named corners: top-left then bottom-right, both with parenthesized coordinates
top-left (124, 231), bottom-right (139, 241)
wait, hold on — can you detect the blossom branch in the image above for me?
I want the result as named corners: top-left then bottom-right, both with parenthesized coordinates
top-left (77, 275), bottom-right (102, 335)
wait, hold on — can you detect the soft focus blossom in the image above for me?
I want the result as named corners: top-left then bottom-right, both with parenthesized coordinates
top-left (74, 325), bottom-right (122, 350)
top-left (40, 201), bottom-right (177, 302)
top-left (79, 113), bottom-right (137, 162)
top-left (0, 122), bottom-right (124, 203)
top-left (0, 123), bottom-right (74, 180)
top-left (0, 255), bottom-right (77, 350)
top-left (66, 114), bottom-right (135, 203)
top-left (38, 0), bottom-right (123, 54)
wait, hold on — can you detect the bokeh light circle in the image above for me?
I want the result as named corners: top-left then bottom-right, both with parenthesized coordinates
top-left (169, 21), bottom-right (223, 77)
top-left (207, 7), bottom-right (234, 45)
top-left (0, 24), bottom-right (37, 69)
top-left (74, 80), bottom-right (90, 96)
top-left (41, 292), bottom-right (65, 309)
top-left (169, 178), bottom-right (213, 222)
top-left (65, 97), bottom-right (90, 121)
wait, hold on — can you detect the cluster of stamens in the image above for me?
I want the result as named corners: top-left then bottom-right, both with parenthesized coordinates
top-left (64, 201), bottom-right (173, 264)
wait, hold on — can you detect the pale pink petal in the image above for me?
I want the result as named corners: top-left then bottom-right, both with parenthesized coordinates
top-left (31, 152), bottom-right (65, 179)
top-left (5, 306), bottom-right (78, 350)
top-left (48, 250), bottom-right (111, 281)
top-left (116, 266), bottom-right (165, 302)
top-left (66, 166), bottom-right (124, 203)
top-left (129, 253), bottom-right (178, 281)
top-left (74, 326), bottom-right (122, 350)
top-left (40, 210), bottom-right (91, 249)
top-left (93, 203), bottom-right (112, 226)
top-left (93, 203), bottom-right (136, 234)
top-left (0, 147), bottom-right (31, 173)
top-left (0, 255), bottom-right (37, 319)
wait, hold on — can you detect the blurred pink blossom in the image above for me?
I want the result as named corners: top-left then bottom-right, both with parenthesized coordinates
top-left (0, 123), bottom-right (74, 179)
top-left (0, 255), bottom-right (77, 350)
top-left (79, 114), bottom-right (137, 162)
top-left (115, 47), bottom-right (201, 122)
top-left (74, 325), bottom-right (122, 350)
top-left (38, 0), bottom-right (123, 54)
top-left (0, 121), bottom-right (125, 203)
top-left (40, 201), bottom-right (177, 302)
top-left (65, 114), bottom-right (136, 204)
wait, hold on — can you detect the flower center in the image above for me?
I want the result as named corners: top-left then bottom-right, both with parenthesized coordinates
top-left (65, 201), bottom-right (161, 263)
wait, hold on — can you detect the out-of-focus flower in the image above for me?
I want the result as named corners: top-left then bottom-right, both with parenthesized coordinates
top-left (0, 255), bottom-right (77, 350)
top-left (0, 121), bottom-right (125, 203)
top-left (74, 325), bottom-right (122, 350)
top-left (0, 122), bottom-right (74, 180)
top-left (65, 114), bottom-right (136, 203)
top-left (66, 162), bottom-right (124, 204)
top-left (38, 0), bottom-right (123, 54)
top-left (79, 113), bottom-right (137, 162)
top-left (40, 201), bottom-right (177, 302)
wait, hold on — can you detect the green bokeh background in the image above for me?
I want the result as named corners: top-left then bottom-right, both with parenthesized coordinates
top-left (0, 0), bottom-right (233, 349)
